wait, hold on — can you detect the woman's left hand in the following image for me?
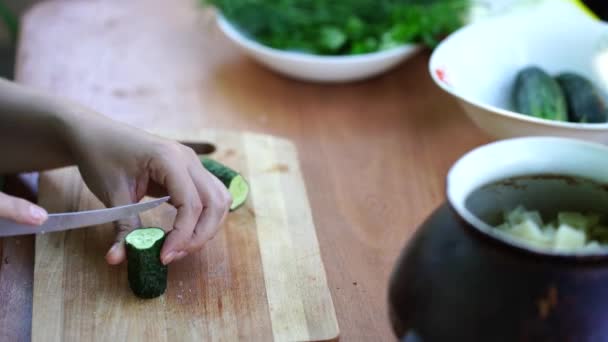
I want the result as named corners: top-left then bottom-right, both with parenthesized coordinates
top-left (65, 109), bottom-right (232, 266)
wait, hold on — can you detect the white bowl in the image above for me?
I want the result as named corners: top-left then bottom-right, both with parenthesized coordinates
top-left (429, 0), bottom-right (608, 144)
top-left (216, 14), bottom-right (422, 83)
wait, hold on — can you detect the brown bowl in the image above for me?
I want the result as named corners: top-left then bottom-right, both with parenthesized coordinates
top-left (388, 137), bottom-right (608, 341)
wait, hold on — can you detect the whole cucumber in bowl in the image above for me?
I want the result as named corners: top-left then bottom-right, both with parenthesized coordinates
top-left (511, 66), bottom-right (568, 122)
top-left (556, 73), bottom-right (608, 123)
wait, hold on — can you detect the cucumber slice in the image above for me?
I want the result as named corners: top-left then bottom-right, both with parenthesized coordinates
top-left (495, 207), bottom-right (608, 251)
top-left (553, 224), bottom-right (586, 252)
top-left (125, 227), bottom-right (167, 299)
top-left (558, 212), bottom-right (589, 231)
top-left (201, 157), bottom-right (249, 211)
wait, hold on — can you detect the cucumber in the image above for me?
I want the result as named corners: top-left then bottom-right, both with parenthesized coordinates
top-left (511, 66), bottom-right (568, 121)
top-left (201, 157), bottom-right (249, 211)
top-left (496, 207), bottom-right (608, 251)
top-left (553, 224), bottom-right (586, 252)
top-left (555, 73), bottom-right (608, 123)
top-left (125, 227), bottom-right (167, 299)
top-left (589, 225), bottom-right (608, 243)
top-left (558, 211), bottom-right (599, 231)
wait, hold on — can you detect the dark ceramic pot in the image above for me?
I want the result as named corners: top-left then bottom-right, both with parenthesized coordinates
top-left (388, 137), bottom-right (608, 342)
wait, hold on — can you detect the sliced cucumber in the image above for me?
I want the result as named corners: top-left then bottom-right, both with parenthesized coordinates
top-left (125, 227), bottom-right (167, 299)
top-left (201, 157), bottom-right (249, 211)
top-left (495, 206), bottom-right (608, 252)
top-left (554, 224), bottom-right (586, 252)
top-left (558, 212), bottom-right (598, 231)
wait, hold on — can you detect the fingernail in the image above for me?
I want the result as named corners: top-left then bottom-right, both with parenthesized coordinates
top-left (162, 251), bottom-right (176, 265)
top-left (29, 206), bottom-right (47, 223)
top-left (174, 251), bottom-right (187, 261)
top-left (109, 243), bottom-right (120, 253)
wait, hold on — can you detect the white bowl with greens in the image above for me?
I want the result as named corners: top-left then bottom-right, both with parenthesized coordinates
top-left (217, 15), bottom-right (419, 82)
top-left (210, 0), bottom-right (469, 82)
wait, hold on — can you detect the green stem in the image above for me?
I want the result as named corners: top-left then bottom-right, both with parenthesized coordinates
top-left (0, 2), bottom-right (18, 44)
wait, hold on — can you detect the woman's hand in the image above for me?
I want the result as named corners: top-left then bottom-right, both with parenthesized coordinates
top-left (0, 191), bottom-right (48, 226)
top-left (0, 78), bottom-right (230, 265)
top-left (66, 112), bottom-right (232, 266)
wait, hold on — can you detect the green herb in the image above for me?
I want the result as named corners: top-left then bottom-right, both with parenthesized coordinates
top-left (204, 0), bottom-right (470, 55)
top-left (0, 1), bottom-right (18, 44)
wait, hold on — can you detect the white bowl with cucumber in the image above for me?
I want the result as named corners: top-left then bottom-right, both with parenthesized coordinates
top-left (430, 0), bottom-right (608, 144)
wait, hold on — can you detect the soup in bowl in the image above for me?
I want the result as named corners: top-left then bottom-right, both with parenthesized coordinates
top-left (389, 137), bottom-right (608, 341)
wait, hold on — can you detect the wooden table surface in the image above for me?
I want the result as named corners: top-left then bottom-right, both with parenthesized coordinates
top-left (0, 0), bottom-right (490, 340)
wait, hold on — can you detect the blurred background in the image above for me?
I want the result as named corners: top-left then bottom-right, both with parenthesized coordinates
top-left (0, 0), bottom-right (37, 78)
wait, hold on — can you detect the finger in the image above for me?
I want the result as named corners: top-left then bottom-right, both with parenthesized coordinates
top-left (143, 180), bottom-right (168, 198)
top-left (105, 215), bottom-right (142, 265)
top-left (149, 160), bottom-right (202, 265)
top-left (180, 164), bottom-right (231, 256)
top-left (0, 192), bottom-right (47, 225)
top-left (102, 179), bottom-right (141, 265)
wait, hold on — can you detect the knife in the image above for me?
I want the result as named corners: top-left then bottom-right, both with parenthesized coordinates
top-left (0, 196), bottom-right (170, 237)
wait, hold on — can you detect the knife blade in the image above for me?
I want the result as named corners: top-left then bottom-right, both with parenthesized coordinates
top-left (0, 196), bottom-right (170, 237)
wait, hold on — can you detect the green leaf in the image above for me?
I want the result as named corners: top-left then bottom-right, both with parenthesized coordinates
top-left (319, 26), bottom-right (347, 52)
top-left (345, 16), bottom-right (365, 39)
top-left (350, 37), bottom-right (378, 54)
top-left (0, 2), bottom-right (18, 43)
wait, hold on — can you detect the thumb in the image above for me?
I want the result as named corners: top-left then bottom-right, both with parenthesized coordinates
top-left (105, 215), bottom-right (142, 265)
top-left (0, 192), bottom-right (47, 225)
top-left (102, 181), bottom-right (142, 265)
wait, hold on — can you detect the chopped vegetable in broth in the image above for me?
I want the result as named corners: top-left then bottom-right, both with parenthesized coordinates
top-left (494, 206), bottom-right (607, 252)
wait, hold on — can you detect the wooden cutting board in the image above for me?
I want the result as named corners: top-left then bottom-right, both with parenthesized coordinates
top-left (31, 129), bottom-right (339, 342)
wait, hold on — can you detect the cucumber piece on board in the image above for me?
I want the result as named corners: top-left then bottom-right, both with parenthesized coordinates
top-left (556, 72), bottom-right (608, 123)
top-left (511, 66), bottom-right (568, 121)
top-left (125, 227), bottom-right (167, 299)
top-left (201, 157), bottom-right (249, 211)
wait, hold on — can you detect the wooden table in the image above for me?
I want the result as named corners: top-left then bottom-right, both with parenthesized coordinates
top-left (0, 0), bottom-right (489, 340)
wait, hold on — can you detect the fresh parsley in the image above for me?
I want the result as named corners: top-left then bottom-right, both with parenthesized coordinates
top-left (205, 0), bottom-right (470, 55)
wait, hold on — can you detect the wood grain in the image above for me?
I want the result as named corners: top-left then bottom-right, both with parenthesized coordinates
top-left (1, 0), bottom-right (491, 340)
top-left (32, 130), bottom-right (338, 341)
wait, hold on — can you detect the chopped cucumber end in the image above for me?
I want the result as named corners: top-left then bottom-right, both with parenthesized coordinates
top-left (229, 174), bottom-right (249, 211)
top-left (200, 157), bottom-right (249, 211)
top-left (125, 227), bottom-right (165, 250)
top-left (125, 227), bottom-right (167, 299)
